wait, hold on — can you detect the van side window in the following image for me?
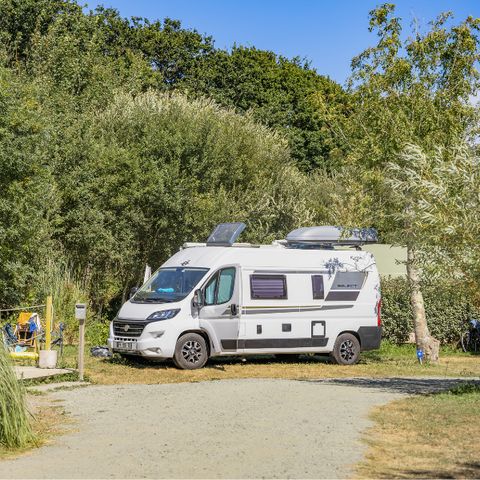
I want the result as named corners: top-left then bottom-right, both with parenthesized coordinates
top-left (204, 267), bottom-right (236, 305)
top-left (250, 275), bottom-right (287, 299)
top-left (204, 273), bottom-right (218, 305)
top-left (311, 275), bottom-right (324, 299)
top-left (217, 268), bottom-right (236, 304)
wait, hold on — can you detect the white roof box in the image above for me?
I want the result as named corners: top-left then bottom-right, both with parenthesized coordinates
top-left (286, 226), bottom-right (378, 247)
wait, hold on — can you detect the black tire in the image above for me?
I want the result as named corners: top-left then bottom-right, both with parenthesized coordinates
top-left (331, 333), bottom-right (361, 365)
top-left (173, 333), bottom-right (208, 370)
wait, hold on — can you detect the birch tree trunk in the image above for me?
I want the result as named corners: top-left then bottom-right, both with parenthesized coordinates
top-left (406, 246), bottom-right (440, 362)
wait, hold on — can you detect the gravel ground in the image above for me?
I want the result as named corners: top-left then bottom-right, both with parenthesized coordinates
top-left (0, 378), bottom-right (406, 479)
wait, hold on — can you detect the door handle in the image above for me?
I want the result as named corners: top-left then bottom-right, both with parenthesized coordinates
top-left (230, 304), bottom-right (238, 316)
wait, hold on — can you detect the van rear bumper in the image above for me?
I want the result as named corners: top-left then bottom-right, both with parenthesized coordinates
top-left (358, 326), bottom-right (382, 351)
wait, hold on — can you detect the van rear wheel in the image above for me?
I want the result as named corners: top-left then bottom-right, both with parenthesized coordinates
top-left (331, 333), bottom-right (360, 365)
top-left (173, 333), bottom-right (208, 370)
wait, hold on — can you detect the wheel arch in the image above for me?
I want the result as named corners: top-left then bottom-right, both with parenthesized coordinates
top-left (337, 330), bottom-right (361, 346)
top-left (177, 329), bottom-right (212, 356)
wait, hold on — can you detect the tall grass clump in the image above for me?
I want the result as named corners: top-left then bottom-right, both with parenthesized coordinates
top-left (0, 346), bottom-right (35, 448)
top-left (35, 257), bottom-right (90, 344)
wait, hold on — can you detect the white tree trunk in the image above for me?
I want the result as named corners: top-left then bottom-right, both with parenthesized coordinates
top-left (406, 246), bottom-right (440, 362)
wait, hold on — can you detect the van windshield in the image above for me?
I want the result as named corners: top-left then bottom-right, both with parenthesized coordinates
top-left (132, 267), bottom-right (209, 303)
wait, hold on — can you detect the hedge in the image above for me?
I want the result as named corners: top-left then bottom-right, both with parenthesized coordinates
top-left (381, 276), bottom-right (479, 345)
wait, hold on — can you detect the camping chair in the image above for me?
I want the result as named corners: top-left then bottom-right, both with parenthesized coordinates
top-left (2, 323), bottom-right (17, 350)
top-left (8, 312), bottom-right (42, 360)
top-left (14, 312), bottom-right (41, 347)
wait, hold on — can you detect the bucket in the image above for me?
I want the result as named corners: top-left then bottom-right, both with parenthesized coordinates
top-left (38, 349), bottom-right (58, 369)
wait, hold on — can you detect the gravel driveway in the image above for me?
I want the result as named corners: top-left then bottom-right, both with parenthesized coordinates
top-left (4, 377), bottom-right (477, 479)
top-left (0, 378), bottom-right (406, 479)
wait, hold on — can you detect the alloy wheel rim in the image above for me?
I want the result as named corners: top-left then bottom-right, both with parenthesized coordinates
top-left (181, 340), bottom-right (202, 364)
top-left (340, 339), bottom-right (355, 361)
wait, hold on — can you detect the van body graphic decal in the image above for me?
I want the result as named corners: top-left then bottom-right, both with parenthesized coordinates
top-left (241, 305), bottom-right (353, 315)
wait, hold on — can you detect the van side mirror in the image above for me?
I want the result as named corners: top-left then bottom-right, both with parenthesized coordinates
top-left (129, 287), bottom-right (139, 299)
top-left (193, 289), bottom-right (204, 309)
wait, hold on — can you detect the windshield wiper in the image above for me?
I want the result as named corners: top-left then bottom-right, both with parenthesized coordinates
top-left (141, 297), bottom-right (175, 303)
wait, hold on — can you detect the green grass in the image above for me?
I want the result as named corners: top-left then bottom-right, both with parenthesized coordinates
top-left (43, 341), bottom-right (480, 386)
top-left (0, 347), bottom-right (36, 449)
top-left (363, 340), bottom-right (471, 360)
top-left (21, 371), bottom-right (86, 388)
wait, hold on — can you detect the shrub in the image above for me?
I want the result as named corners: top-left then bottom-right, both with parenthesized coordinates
top-left (56, 91), bottom-right (315, 312)
top-left (86, 320), bottom-right (110, 346)
top-left (0, 346), bottom-right (35, 448)
top-left (381, 276), bottom-right (479, 345)
top-left (34, 257), bottom-right (90, 344)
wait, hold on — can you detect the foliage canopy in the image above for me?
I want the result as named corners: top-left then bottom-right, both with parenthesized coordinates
top-left (0, 0), bottom-right (479, 349)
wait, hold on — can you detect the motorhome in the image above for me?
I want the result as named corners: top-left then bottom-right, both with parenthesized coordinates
top-left (108, 223), bottom-right (382, 369)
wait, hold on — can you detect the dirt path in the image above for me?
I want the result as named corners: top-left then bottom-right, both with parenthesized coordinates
top-left (1, 377), bottom-right (474, 479)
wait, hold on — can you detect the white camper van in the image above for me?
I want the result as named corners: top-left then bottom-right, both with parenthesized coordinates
top-left (108, 224), bottom-right (382, 369)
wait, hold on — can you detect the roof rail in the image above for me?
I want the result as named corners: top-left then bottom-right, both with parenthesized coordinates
top-left (182, 242), bottom-right (257, 249)
top-left (182, 242), bottom-right (207, 249)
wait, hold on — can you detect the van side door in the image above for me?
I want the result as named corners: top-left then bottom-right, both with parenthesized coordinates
top-left (198, 265), bottom-right (241, 353)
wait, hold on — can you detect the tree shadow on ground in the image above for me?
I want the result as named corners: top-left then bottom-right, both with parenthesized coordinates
top-left (105, 353), bottom-right (331, 370)
top-left (304, 376), bottom-right (480, 394)
top-left (394, 461), bottom-right (480, 479)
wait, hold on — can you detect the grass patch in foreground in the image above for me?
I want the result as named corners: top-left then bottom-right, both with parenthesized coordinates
top-left (0, 395), bottom-right (67, 460)
top-left (21, 371), bottom-right (88, 388)
top-left (0, 347), bottom-right (35, 449)
top-left (356, 384), bottom-right (480, 478)
top-left (54, 342), bottom-right (480, 385)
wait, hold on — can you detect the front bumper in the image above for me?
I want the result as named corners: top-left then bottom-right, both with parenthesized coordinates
top-left (108, 335), bottom-right (175, 358)
top-left (108, 319), bottom-right (177, 358)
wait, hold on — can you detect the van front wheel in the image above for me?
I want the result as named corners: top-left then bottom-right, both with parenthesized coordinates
top-left (173, 333), bottom-right (208, 370)
top-left (331, 333), bottom-right (360, 365)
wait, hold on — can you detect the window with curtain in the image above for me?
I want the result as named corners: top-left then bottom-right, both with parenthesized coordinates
top-left (204, 267), bottom-right (236, 305)
top-left (217, 268), bottom-right (236, 304)
top-left (311, 275), bottom-right (324, 299)
top-left (250, 275), bottom-right (287, 299)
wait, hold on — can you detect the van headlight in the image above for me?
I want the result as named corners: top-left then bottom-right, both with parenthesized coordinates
top-left (147, 309), bottom-right (180, 321)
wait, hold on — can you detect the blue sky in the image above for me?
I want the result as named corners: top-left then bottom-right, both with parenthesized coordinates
top-left (85, 0), bottom-right (479, 85)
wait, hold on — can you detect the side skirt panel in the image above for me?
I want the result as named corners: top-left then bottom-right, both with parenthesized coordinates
top-left (221, 337), bottom-right (328, 351)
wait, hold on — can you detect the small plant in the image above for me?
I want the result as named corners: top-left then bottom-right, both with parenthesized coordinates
top-left (0, 345), bottom-right (36, 448)
top-left (449, 383), bottom-right (480, 396)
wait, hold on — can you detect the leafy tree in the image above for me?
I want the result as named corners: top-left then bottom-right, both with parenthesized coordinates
top-left (0, 66), bottom-right (58, 307)
top-left (0, 1), bottom-right (349, 173)
top-left (85, 7), bottom-right (214, 86)
top-left (386, 144), bottom-right (480, 305)
top-left (346, 5), bottom-right (479, 169)
top-left (0, 0), bottom-right (321, 314)
top-left (309, 166), bottom-right (376, 227)
top-left (54, 92), bottom-right (313, 309)
top-left (181, 46), bottom-right (348, 171)
top-left (0, 0), bottom-right (213, 87)
top-left (342, 4), bottom-right (480, 360)
top-left (0, 0), bottom-right (80, 64)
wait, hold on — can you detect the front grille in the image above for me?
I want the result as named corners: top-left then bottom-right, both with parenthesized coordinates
top-left (113, 320), bottom-right (147, 338)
